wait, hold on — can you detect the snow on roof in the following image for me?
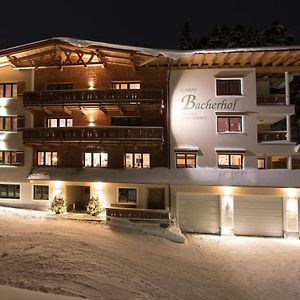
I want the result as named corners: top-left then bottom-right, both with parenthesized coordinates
top-left (1, 36), bottom-right (300, 61)
top-left (214, 147), bottom-right (247, 152)
top-left (174, 145), bottom-right (200, 152)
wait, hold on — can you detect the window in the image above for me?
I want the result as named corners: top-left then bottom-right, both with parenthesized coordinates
top-left (34, 185), bottom-right (49, 200)
top-left (0, 151), bottom-right (24, 166)
top-left (217, 116), bottom-right (242, 133)
top-left (84, 152), bottom-right (108, 167)
top-left (47, 83), bottom-right (73, 90)
top-left (0, 184), bottom-right (20, 199)
top-left (47, 118), bottom-right (73, 128)
top-left (0, 83), bottom-right (18, 97)
top-left (217, 153), bottom-right (243, 169)
top-left (216, 79), bottom-right (242, 96)
top-left (257, 158), bottom-right (266, 169)
top-left (176, 153), bottom-right (196, 168)
top-left (125, 153), bottom-right (150, 168)
top-left (118, 188), bottom-right (137, 203)
top-left (112, 82), bottom-right (141, 89)
top-left (37, 151), bottom-right (58, 166)
top-left (0, 116), bottom-right (18, 131)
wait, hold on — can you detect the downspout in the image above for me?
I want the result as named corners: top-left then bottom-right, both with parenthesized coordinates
top-left (167, 59), bottom-right (173, 214)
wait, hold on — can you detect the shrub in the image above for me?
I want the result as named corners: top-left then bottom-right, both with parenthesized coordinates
top-left (49, 193), bottom-right (66, 214)
top-left (86, 195), bottom-right (103, 216)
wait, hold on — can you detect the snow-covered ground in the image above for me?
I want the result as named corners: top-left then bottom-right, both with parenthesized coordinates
top-left (1, 207), bottom-right (300, 300)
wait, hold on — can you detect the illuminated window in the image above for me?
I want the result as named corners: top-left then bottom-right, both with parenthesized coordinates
top-left (34, 185), bottom-right (49, 200)
top-left (0, 151), bottom-right (24, 166)
top-left (0, 184), bottom-right (20, 199)
top-left (0, 116), bottom-right (18, 131)
top-left (176, 153), bottom-right (196, 168)
top-left (37, 151), bottom-right (58, 166)
top-left (47, 118), bottom-right (73, 128)
top-left (125, 153), bottom-right (150, 168)
top-left (217, 153), bottom-right (243, 169)
top-left (216, 79), bottom-right (242, 96)
top-left (0, 83), bottom-right (18, 97)
top-left (112, 82), bottom-right (141, 89)
top-left (257, 158), bottom-right (266, 169)
top-left (118, 188), bottom-right (137, 203)
top-left (217, 116), bottom-right (242, 133)
top-left (84, 152), bottom-right (108, 168)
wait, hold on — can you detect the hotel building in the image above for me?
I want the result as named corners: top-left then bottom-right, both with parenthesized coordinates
top-left (0, 38), bottom-right (300, 238)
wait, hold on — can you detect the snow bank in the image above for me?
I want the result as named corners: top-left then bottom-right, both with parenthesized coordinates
top-left (0, 285), bottom-right (83, 300)
top-left (107, 217), bottom-right (185, 243)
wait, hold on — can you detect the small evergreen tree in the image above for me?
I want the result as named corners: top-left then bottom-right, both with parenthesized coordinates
top-left (86, 195), bottom-right (103, 216)
top-left (49, 193), bottom-right (66, 214)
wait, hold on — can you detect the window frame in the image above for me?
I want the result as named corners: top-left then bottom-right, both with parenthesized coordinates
top-left (118, 187), bottom-right (137, 204)
top-left (36, 151), bottom-right (58, 166)
top-left (0, 82), bottom-right (18, 97)
top-left (0, 150), bottom-right (24, 166)
top-left (84, 152), bottom-right (108, 168)
top-left (124, 153), bottom-right (150, 169)
top-left (176, 152), bottom-right (196, 168)
top-left (33, 185), bottom-right (49, 200)
top-left (215, 78), bottom-right (243, 97)
top-left (257, 158), bottom-right (266, 170)
top-left (0, 184), bottom-right (20, 199)
top-left (47, 117), bottom-right (73, 128)
top-left (217, 153), bottom-right (244, 169)
top-left (112, 81), bottom-right (141, 90)
top-left (216, 115), bottom-right (243, 134)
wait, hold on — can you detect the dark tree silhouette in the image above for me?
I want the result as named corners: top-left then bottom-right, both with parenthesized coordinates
top-left (179, 21), bottom-right (296, 49)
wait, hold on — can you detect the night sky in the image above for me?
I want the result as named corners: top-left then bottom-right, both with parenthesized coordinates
top-left (1, 0), bottom-right (299, 50)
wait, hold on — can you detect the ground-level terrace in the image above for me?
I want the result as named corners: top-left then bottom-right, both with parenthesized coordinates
top-left (1, 167), bottom-right (300, 239)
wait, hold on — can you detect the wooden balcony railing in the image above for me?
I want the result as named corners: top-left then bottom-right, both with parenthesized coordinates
top-left (258, 131), bottom-right (287, 142)
top-left (106, 207), bottom-right (170, 222)
top-left (257, 94), bottom-right (286, 105)
top-left (23, 89), bottom-right (163, 106)
top-left (22, 126), bottom-right (164, 144)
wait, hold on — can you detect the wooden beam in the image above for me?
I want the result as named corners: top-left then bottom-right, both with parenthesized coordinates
top-left (42, 106), bottom-right (52, 115)
top-left (216, 52), bottom-right (228, 66)
top-left (63, 106), bottom-right (72, 115)
top-left (227, 52), bottom-right (241, 66)
top-left (250, 52), bottom-right (265, 66)
top-left (206, 53), bottom-right (217, 67)
top-left (283, 52), bottom-right (300, 66)
top-left (139, 56), bottom-right (157, 67)
top-left (261, 52), bottom-right (278, 66)
top-left (256, 66), bottom-right (300, 73)
top-left (79, 106), bottom-right (88, 115)
top-left (197, 54), bottom-right (205, 67)
top-left (118, 105), bottom-right (124, 115)
top-left (239, 52), bottom-right (253, 66)
top-left (188, 54), bottom-right (195, 68)
top-left (272, 51), bottom-right (290, 66)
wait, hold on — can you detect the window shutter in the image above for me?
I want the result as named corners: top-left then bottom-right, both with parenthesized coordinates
top-left (16, 151), bottom-right (24, 166)
top-left (17, 115), bottom-right (25, 130)
top-left (17, 81), bottom-right (26, 96)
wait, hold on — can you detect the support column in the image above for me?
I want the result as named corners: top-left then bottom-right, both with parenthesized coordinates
top-left (220, 193), bottom-right (234, 236)
top-left (283, 189), bottom-right (299, 238)
top-left (286, 114), bottom-right (291, 142)
top-left (285, 71), bottom-right (290, 105)
top-left (288, 155), bottom-right (293, 170)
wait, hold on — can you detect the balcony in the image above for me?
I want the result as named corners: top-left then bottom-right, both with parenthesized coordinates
top-left (258, 131), bottom-right (287, 143)
top-left (22, 126), bottom-right (164, 144)
top-left (257, 95), bottom-right (286, 105)
top-left (23, 89), bottom-right (163, 107)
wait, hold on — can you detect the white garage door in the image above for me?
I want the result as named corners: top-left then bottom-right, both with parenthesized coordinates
top-left (178, 193), bottom-right (220, 234)
top-left (234, 196), bottom-right (283, 237)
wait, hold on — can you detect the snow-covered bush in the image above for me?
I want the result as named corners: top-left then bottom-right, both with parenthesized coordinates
top-left (49, 193), bottom-right (66, 214)
top-left (86, 195), bottom-right (103, 216)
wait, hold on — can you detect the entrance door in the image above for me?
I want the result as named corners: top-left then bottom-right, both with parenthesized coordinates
top-left (148, 188), bottom-right (165, 209)
top-left (66, 186), bottom-right (90, 212)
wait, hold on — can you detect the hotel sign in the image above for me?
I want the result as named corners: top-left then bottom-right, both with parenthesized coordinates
top-left (181, 95), bottom-right (239, 111)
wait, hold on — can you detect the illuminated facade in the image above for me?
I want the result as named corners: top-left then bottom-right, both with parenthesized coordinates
top-left (0, 38), bottom-right (300, 238)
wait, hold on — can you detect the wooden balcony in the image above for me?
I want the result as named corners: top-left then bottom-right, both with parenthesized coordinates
top-left (258, 131), bottom-right (287, 142)
top-left (23, 89), bottom-right (163, 107)
top-left (257, 95), bottom-right (286, 105)
top-left (22, 126), bottom-right (164, 144)
top-left (106, 207), bottom-right (169, 224)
